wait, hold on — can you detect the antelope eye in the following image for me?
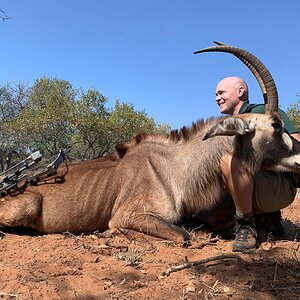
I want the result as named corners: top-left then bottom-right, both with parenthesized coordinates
top-left (272, 121), bottom-right (282, 132)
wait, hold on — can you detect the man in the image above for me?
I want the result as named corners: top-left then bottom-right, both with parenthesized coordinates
top-left (215, 76), bottom-right (300, 252)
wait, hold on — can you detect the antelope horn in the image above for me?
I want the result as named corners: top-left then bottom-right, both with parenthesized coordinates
top-left (193, 41), bottom-right (278, 113)
top-left (213, 41), bottom-right (266, 97)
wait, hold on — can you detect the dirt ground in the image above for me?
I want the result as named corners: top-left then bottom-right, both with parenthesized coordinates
top-left (0, 199), bottom-right (299, 300)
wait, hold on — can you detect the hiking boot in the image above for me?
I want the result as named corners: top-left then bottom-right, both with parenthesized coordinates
top-left (255, 210), bottom-right (284, 240)
top-left (232, 217), bottom-right (257, 252)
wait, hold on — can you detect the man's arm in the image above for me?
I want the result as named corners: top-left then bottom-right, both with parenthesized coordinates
top-left (291, 132), bottom-right (300, 143)
top-left (288, 132), bottom-right (300, 187)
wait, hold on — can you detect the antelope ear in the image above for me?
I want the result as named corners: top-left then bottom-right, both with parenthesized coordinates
top-left (203, 116), bottom-right (255, 140)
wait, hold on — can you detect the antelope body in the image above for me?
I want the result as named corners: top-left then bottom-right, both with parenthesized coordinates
top-left (1, 43), bottom-right (299, 242)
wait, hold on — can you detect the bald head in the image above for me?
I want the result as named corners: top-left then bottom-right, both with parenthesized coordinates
top-left (215, 77), bottom-right (249, 115)
top-left (217, 77), bottom-right (249, 100)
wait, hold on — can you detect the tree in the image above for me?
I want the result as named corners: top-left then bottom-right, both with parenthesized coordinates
top-left (108, 100), bottom-right (165, 143)
top-left (286, 94), bottom-right (300, 131)
top-left (16, 77), bottom-right (77, 157)
top-left (71, 96), bottom-right (170, 160)
top-left (0, 77), bottom-right (170, 164)
top-left (71, 88), bottom-right (110, 160)
top-left (0, 83), bottom-right (27, 121)
top-left (0, 9), bottom-right (10, 21)
top-left (0, 83), bottom-right (29, 170)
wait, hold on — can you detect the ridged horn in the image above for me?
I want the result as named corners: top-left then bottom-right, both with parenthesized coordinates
top-left (193, 41), bottom-right (278, 112)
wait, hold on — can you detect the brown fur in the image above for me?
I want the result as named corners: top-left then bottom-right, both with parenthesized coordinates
top-left (1, 114), bottom-right (299, 243)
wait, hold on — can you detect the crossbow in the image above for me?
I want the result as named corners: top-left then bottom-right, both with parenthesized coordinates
top-left (0, 150), bottom-right (68, 197)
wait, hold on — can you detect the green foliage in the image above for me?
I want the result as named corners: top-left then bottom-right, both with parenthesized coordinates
top-left (0, 77), bottom-right (170, 169)
top-left (108, 100), bottom-right (157, 142)
top-left (16, 77), bottom-right (77, 157)
top-left (0, 83), bottom-right (29, 169)
top-left (71, 96), bottom-right (171, 160)
top-left (286, 94), bottom-right (300, 131)
top-left (71, 88), bottom-right (110, 159)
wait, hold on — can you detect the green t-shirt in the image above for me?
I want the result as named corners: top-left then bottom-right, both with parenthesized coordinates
top-left (239, 100), bottom-right (298, 134)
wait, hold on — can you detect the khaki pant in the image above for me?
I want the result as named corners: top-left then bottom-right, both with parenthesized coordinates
top-left (253, 171), bottom-right (297, 214)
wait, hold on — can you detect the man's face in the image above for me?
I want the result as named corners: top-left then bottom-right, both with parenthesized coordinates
top-left (215, 79), bottom-right (242, 115)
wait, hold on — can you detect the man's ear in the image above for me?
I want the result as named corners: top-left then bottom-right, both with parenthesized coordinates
top-left (237, 86), bottom-right (245, 98)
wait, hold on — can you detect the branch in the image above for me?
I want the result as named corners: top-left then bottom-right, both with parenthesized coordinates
top-left (0, 231), bottom-right (6, 239)
top-left (163, 253), bottom-right (244, 277)
top-left (0, 9), bottom-right (10, 21)
top-left (0, 292), bottom-right (21, 299)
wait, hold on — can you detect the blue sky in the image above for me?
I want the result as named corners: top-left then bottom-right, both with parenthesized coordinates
top-left (1, 1), bottom-right (300, 129)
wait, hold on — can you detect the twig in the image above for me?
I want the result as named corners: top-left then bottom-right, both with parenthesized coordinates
top-left (294, 243), bottom-right (300, 262)
top-left (288, 239), bottom-right (300, 262)
top-left (135, 257), bottom-right (153, 268)
top-left (0, 231), bottom-right (6, 239)
top-left (105, 239), bottom-right (128, 251)
top-left (163, 253), bottom-right (243, 276)
top-left (272, 260), bottom-right (279, 283)
top-left (0, 9), bottom-right (10, 21)
top-left (63, 231), bottom-right (82, 240)
top-left (191, 236), bottom-right (220, 249)
top-left (201, 280), bottom-right (220, 299)
top-left (267, 285), bottom-right (300, 291)
top-left (0, 292), bottom-right (22, 299)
